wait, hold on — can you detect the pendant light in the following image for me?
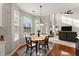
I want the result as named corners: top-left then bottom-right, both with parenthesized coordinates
top-left (40, 5), bottom-right (44, 26)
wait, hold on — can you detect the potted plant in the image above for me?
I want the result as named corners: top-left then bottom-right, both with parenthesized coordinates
top-left (37, 30), bottom-right (40, 36)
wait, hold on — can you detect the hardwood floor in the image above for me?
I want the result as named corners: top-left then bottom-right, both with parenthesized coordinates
top-left (11, 42), bottom-right (76, 56)
top-left (11, 44), bottom-right (27, 56)
top-left (12, 52), bottom-right (19, 56)
top-left (48, 43), bottom-right (76, 56)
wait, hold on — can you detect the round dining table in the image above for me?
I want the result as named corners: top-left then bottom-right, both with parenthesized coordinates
top-left (31, 35), bottom-right (45, 55)
top-left (25, 35), bottom-right (46, 55)
top-left (31, 35), bottom-right (45, 41)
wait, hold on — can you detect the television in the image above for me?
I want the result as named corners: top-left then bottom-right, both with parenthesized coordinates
top-left (61, 26), bottom-right (72, 31)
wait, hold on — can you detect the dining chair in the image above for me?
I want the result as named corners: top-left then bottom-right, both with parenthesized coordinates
top-left (25, 37), bottom-right (36, 56)
top-left (44, 36), bottom-right (49, 49)
top-left (25, 37), bottom-right (28, 44)
top-left (39, 36), bottom-right (49, 53)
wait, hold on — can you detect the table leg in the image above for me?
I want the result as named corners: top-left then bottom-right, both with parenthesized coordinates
top-left (36, 41), bottom-right (38, 56)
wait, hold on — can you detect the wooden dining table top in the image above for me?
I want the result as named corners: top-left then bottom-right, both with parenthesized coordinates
top-left (31, 35), bottom-right (45, 42)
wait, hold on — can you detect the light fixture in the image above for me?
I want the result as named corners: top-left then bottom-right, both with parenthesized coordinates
top-left (39, 5), bottom-right (44, 26)
top-left (40, 23), bottom-right (44, 26)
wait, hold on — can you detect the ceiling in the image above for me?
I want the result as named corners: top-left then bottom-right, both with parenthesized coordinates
top-left (17, 3), bottom-right (79, 16)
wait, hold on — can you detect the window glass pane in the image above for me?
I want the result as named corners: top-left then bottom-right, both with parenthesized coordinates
top-left (24, 16), bottom-right (32, 27)
top-left (62, 16), bottom-right (67, 23)
top-left (23, 16), bottom-right (32, 33)
top-left (73, 19), bottom-right (79, 27)
top-left (62, 15), bottom-right (73, 25)
top-left (13, 10), bottom-right (19, 41)
top-left (61, 15), bottom-right (79, 28)
top-left (67, 18), bottom-right (72, 25)
top-left (14, 10), bottom-right (19, 26)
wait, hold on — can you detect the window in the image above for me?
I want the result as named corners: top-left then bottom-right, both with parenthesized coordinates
top-left (23, 16), bottom-right (32, 33)
top-left (62, 15), bottom-right (79, 28)
top-left (73, 19), bottom-right (79, 27)
top-left (62, 16), bottom-right (72, 25)
top-left (67, 17), bottom-right (72, 25)
top-left (13, 10), bottom-right (19, 41)
top-left (62, 16), bottom-right (67, 23)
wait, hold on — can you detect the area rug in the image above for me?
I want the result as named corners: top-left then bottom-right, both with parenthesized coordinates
top-left (17, 43), bottom-right (54, 56)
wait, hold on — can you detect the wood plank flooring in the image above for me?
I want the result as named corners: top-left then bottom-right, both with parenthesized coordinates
top-left (11, 44), bottom-right (26, 56)
top-left (48, 43), bottom-right (76, 56)
top-left (11, 42), bottom-right (76, 56)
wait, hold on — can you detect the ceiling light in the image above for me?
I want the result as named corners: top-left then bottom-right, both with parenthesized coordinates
top-left (39, 5), bottom-right (43, 26)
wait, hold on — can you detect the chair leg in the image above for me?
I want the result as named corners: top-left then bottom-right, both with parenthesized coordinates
top-left (44, 45), bottom-right (47, 53)
top-left (47, 44), bottom-right (49, 50)
top-left (36, 41), bottom-right (38, 56)
top-left (26, 47), bottom-right (28, 53)
top-left (39, 44), bottom-right (40, 50)
top-left (30, 48), bottom-right (32, 56)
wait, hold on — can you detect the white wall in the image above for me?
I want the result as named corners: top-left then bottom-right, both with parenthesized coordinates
top-left (2, 3), bottom-right (13, 55)
top-left (0, 4), bottom-right (3, 35)
top-left (0, 4), bottom-right (3, 27)
top-left (55, 13), bottom-right (79, 35)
